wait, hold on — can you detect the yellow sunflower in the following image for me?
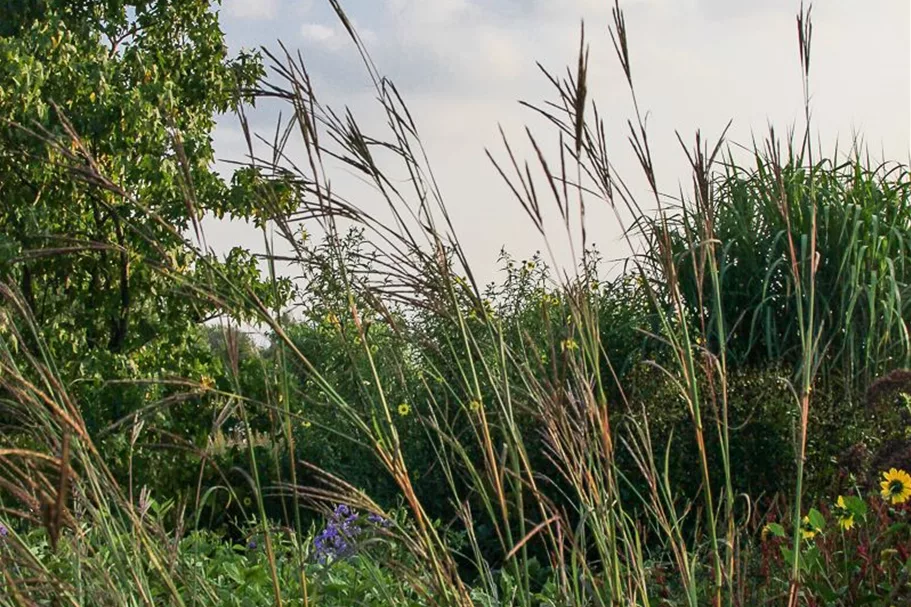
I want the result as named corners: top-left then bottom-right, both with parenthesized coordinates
top-left (835, 496), bottom-right (855, 530)
top-left (397, 402), bottom-right (411, 417)
top-left (800, 516), bottom-right (817, 540)
top-left (880, 468), bottom-right (911, 505)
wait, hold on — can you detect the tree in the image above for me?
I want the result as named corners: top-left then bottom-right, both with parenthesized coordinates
top-left (0, 0), bottom-right (289, 440)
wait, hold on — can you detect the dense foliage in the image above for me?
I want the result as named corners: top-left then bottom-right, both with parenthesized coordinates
top-left (0, 0), bottom-right (291, 494)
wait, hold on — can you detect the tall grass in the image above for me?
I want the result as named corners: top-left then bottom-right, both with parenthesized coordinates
top-left (1, 1), bottom-right (909, 605)
top-left (0, 285), bottom-right (202, 605)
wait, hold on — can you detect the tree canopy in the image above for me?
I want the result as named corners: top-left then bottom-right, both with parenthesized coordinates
top-left (0, 0), bottom-right (288, 435)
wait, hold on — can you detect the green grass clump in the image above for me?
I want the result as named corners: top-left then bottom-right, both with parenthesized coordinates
top-left (661, 153), bottom-right (911, 386)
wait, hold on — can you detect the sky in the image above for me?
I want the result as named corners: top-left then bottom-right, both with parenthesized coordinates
top-left (209, 0), bottom-right (911, 284)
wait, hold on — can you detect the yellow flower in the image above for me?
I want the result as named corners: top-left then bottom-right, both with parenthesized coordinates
top-left (880, 468), bottom-right (911, 505)
top-left (325, 313), bottom-right (341, 327)
top-left (800, 516), bottom-right (817, 540)
top-left (469, 400), bottom-right (481, 412)
top-left (302, 420), bottom-right (312, 429)
top-left (397, 402), bottom-right (411, 417)
top-left (561, 338), bottom-right (579, 352)
top-left (835, 496), bottom-right (855, 530)
top-left (200, 375), bottom-right (215, 391)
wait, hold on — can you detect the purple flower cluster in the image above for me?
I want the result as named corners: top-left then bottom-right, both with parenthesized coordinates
top-left (0, 522), bottom-right (8, 538)
top-left (367, 512), bottom-right (391, 527)
top-left (313, 504), bottom-right (361, 564)
top-left (312, 505), bottom-right (391, 564)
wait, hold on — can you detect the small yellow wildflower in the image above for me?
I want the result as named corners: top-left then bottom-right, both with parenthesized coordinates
top-left (397, 402), bottom-right (411, 417)
top-left (200, 375), bottom-right (215, 391)
top-left (302, 420), bottom-right (312, 429)
top-left (835, 496), bottom-right (855, 530)
top-left (469, 400), bottom-right (481, 412)
top-left (880, 468), bottom-right (911, 505)
top-left (800, 516), bottom-right (817, 540)
top-left (325, 312), bottom-right (341, 327)
top-left (561, 338), bottom-right (579, 352)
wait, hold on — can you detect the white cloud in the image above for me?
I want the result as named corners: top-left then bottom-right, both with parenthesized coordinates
top-left (223, 0), bottom-right (279, 20)
top-left (300, 23), bottom-right (338, 44)
top-left (478, 29), bottom-right (522, 83)
top-left (384, 0), bottom-right (476, 25)
top-left (300, 20), bottom-right (376, 53)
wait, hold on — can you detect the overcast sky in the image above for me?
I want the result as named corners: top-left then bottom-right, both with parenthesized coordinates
top-left (209, 0), bottom-right (911, 283)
